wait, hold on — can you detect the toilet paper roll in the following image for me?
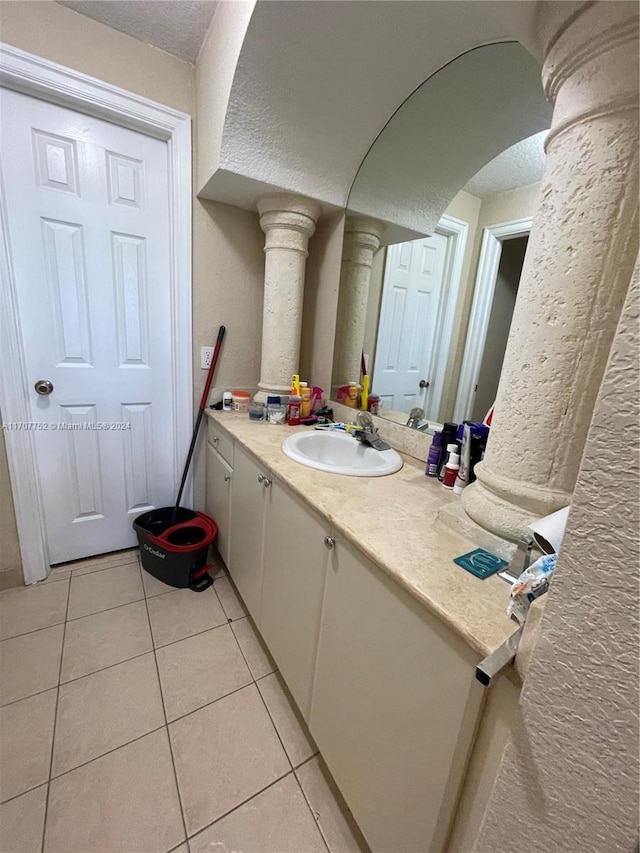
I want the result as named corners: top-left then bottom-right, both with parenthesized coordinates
top-left (527, 506), bottom-right (570, 554)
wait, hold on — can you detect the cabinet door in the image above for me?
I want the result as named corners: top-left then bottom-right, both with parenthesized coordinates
top-left (261, 481), bottom-right (329, 720)
top-left (228, 445), bottom-right (268, 621)
top-left (310, 536), bottom-right (483, 853)
top-left (205, 442), bottom-right (232, 568)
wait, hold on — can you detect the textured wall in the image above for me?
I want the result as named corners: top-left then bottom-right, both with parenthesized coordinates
top-left (474, 256), bottom-right (639, 852)
top-left (195, 0), bottom-right (255, 194)
top-left (204, 2), bottom-right (544, 211)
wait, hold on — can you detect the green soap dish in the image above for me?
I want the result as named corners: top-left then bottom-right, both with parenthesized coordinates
top-left (453, 548), bottom-right (508, 579)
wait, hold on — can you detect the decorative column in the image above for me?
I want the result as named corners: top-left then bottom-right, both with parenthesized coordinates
top-left (462, 1), bottom-right (639, 542)
top-left (255, 194), bottom-right (320, 403)
top-left (332, 216), bottom-right (384, 390)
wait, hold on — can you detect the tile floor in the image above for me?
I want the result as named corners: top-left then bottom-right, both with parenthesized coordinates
top-left (0, 549), bottom-right (369, 853)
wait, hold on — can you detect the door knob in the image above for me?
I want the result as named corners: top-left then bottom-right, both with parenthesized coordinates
top-left (419, 379), bottom-right (430, 389)
top-left (34, 379), bottom-right (54, 395)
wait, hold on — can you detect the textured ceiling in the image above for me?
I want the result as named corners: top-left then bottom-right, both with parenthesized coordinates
top-left (464, 131), bottom-right (548, 198)
top-left (57, 1), bottom-right (218, 63)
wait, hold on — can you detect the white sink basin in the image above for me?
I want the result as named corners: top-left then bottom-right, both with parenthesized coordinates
top-left (281, 430), bottom-right (403, 477)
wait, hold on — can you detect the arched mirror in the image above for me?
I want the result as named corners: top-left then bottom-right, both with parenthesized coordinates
top-left (331, 42), bottom-right (552, 430)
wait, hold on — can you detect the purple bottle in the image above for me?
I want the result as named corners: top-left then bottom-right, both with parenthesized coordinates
top-left (425, 430), bottom-right (443, 477)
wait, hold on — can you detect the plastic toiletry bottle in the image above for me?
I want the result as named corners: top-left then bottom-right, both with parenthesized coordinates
top-left (222, 391), bottom-right (233, 412)
top-left (438, 422), bottom-right (459, 480)
top-left (442, 444), bottom-right (460, 489)
top-left (291, 374), bottom-right (301, 397)
top-left (425, 430), bottom-right (443, 477)
top-left (300, 382), bottom-right (312, 417)
top-left (287, 395), bottom-right (301, 425)
top-left (453, 424), bottom-right (471, 494)
top-left (344, 382), bottom-right (360, 408)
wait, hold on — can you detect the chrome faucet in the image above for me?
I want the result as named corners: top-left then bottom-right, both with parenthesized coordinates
top-left (353, 412), bottom-right (391, 451)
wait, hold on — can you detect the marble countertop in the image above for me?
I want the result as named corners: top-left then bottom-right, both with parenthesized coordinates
top-left (206, 411), bottom-right (517, 658)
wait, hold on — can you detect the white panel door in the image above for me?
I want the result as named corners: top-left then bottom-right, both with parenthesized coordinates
top-left (0, 88), bottom-right (176, 563)
top-left (373, 232), bottom-right (448, 415)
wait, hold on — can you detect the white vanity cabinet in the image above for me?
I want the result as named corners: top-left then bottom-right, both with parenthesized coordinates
top-left (206, 419), bottom-right (495, 853)
top-left (309, 534), bottom-right (484, 853)
top-left (227, 443), bottom-right (269, 620)
top-left (261, 480), bottom-right (330, 720)
top-left (226, 440), bottom-right (330, 720)
top-left (205, 421), bottom-right (233, 567)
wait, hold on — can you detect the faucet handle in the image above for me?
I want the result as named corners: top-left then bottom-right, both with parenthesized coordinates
top-left (356, 412), bottom-right (376, 432)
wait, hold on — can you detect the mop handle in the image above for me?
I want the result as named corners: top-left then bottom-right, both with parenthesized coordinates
top-left (198, 325), bottom-right (226, 411)
top-left (172, 325), bottom-right (226, 520)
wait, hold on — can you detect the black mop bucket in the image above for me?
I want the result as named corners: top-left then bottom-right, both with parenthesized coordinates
top-left (134, 508), bottom-right (218, 592)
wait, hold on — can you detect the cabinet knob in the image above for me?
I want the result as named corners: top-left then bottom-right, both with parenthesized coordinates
top-left (262, 477), bottom-right (272, 488)
top-left (224, 474), bottom-right (231, 482)
top-left (213, 436), bottom-right (219, 445)
top-left (324, 536), bottom-right (335, 549)
top-left (257, 474), bottom-right (264, 483)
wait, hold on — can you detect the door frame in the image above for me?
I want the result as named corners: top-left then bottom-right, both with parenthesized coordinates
top-left (0, 44), bottom-right (193, 583)
top-left (425, 214), bottom-right (468, 418)
top-left (373, 214), bottom-right (468, 418)
top-left (453, 217), bottom-right (532, 423)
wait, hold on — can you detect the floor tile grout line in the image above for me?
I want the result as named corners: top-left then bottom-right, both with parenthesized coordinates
top-left (1, 585), bottom-right (144, 643)
top-left (293, 763), bottom-right (333, 853)
top-left (0, 575), bottom-right (71, 601)
top-left (11, 681), bottom-right (261, 795)
top-left (65, 593), bottom-right (145, 624)
top-left (0, 553), bottom-right (139, 599)
top-left (0, 576), bottom-right (70, 642)
top-left (0, 617), bottom-right (66, 644)
top-left (253, 674), bottom-right (297, 773)
top-left (141, 570), bottom-right (190, 845)
top-left (186, 768), bottom-right (295, 846)
top-left (145, 572), bottom-right (237, 650)
top-left (40, 570), bottom-right (72, 853)
top-left (0, 683), bottom-right (65, 712)
top-left (55, 552), bottom-right (139, 575)
top-left (0, 781), bottom-right (49, 810)
top-left (48, 723), bottom-right (167, 785)
top-left (13, 610), bottom-right (247, 704)
top-left (228, 613), bottom-right (260, 683)
top-left (56, 645), bottom-right (153, 688)
top-left (166, 842), bottom-right (188, 853)
top-left (2, 633), bottom-right (274, 776)
top-left (164, 679), bottom-right (257, 727)
top-left (228, 611), bottom-right (277, 682)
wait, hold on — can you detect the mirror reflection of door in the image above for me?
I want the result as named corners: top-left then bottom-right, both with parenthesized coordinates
top-left (372, 231), bottom-right (449, 415)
